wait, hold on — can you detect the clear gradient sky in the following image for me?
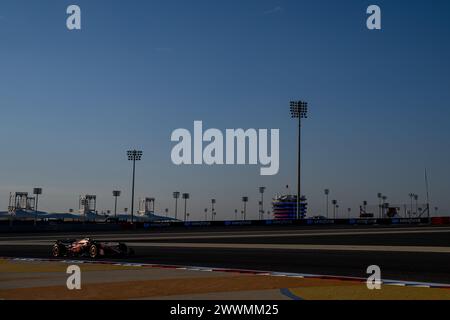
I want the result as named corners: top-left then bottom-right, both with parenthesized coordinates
top-left (0, 0), bottom-right (449, 219)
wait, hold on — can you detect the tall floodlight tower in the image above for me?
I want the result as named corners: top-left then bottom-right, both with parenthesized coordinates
top-left (377, 193), bottom-right (382, 218)
top-left (414, 194), bottom-right (419, 215)
top-left (324, 189), bottom-right (330, 218)
top-left (408, 193), bottom-right (414, 217)
top-left (242, 196), bottom-right (249, 220)
top-left (381, 195), bottom-right (387, 218)
top-left (127, 149), bottom-right (143, 224)
top-left (112, 190), bottom-right (121, 218)
top-left (182, 193), bottom-right (190, 222)
top-left (33, 188), bottom-right (42, 227)
top-left (211, 199), bottom-right (216, 220)
top-left (332, 200), bottom-right (338, 219)
top-left (290, 101), bottom-right (308, 220)
top-left (259, 187), bottom-right (266, 220)
top-left (173, 192), bottom-right (180, 219)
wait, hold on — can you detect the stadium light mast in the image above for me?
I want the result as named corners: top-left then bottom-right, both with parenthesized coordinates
top-left (290, 101), bottom-right (308, 220)
top-left (112, 190), bottom-right (121, 218)
top-left (414, 194), bottom-right (419, 215)
top-left (211, 199), bottom-right (216, 220)
top-left (182, 193), bottom-right (190, 222)
top-left (377, 193), bottom-right (383, 218)
top-left (242, 196), bottom-right (249, 220)
top-left (324, 189), bottom-right (330, 218)
top-left (381, 195), bottom-right (387, 218)
top-left (127, 149), bottom-right (143, 224)
top-left (33, 188), bottom-right (42, 227)
top-left (259, 187), bottom-right (266, 220)
top-left (408, 193), bottom-right (414, 218)
top-left (332, 200), bottom-right (337, 219)
top-left (173, 192), bottom-right (180, 219)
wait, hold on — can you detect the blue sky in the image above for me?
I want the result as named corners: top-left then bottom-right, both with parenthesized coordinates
top-left (0, 0), bottom-right (449, 219)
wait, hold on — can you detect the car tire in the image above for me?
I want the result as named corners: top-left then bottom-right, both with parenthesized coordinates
top-left (89, 244), bottom-right (98, 259)
top-left (52, 244), bottom-right (61, 258)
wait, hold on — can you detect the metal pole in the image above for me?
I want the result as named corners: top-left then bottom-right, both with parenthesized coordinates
top-left (244, 201), bottom-right (247, 220)
top-left (425, 169), bottom-right (431, 219)
top-left (184, 198), bottom-right (187, 222)
top-left (326, 193), bottom-right (329, 218)
top-left (175, 197), bottom-right (178, 220)
top-left (260, 192), bottom-right (264, 220)
top-left (297, 116), bottom-right (301, 220)
top-left (131, 158), bottom-right (136, 224)
top-left (114, 196), bottom-right (118, 218)
top-left (410, 196), bottom-right (413, 218)
top-left (379, 199), bottom-right (381, 219)
top-left (415, 196), bottom-right (418, 215)
top-left (34, 194), bottom-right (39, 227)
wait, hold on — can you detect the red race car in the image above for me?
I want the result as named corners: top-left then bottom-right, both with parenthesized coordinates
top-left (52, 237), bottom-right (134, 259)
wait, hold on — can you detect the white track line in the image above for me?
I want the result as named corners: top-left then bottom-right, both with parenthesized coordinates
top-left (127, 242), bottom-right (450, 253)
top-left (1, 241), bottom-right (450, 254)
top-left (3, 256), bottom-right (450, 289)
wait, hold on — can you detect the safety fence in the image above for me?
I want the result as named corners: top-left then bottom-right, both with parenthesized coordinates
top-left (1, 216), bottom-right (441, 233)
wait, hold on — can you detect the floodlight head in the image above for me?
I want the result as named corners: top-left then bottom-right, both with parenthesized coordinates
top-left (33, 188), bottom-right (42, 195)
top-left (332, 200), bottom-right (337, 205)
top-left (182, 193), bottom-right (189, 199)
top-left (242, 197), bottom-right (248, 202)
top-left (173, 191), bottom-right (180, 198)
top-left (113, 190), bottom-right (121, 197)
top-left (127, 149), bottom-right (143, 161)
top-left (324, 189), bottom-right (329, 195)
top-left (211, 199), bottom-right (216, 204)
top-left (259, 187), bottom-right (266, 193)
top-left (290, 101), bottom-right (308, 119)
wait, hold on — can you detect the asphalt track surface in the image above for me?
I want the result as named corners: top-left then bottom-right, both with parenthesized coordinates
top-left (1, 225), bottom-right (449, 284)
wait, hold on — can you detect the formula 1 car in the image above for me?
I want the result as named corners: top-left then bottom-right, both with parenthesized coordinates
top-left (52, 237), bottom-right (134, 259)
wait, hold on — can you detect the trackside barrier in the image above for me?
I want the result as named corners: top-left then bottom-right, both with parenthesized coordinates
top-left (137, 217), bottom-right (432, 229)
top-left (431, 217), bottom-right (450, 225)
top-left (0, 217), bottom-right (438, 233)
